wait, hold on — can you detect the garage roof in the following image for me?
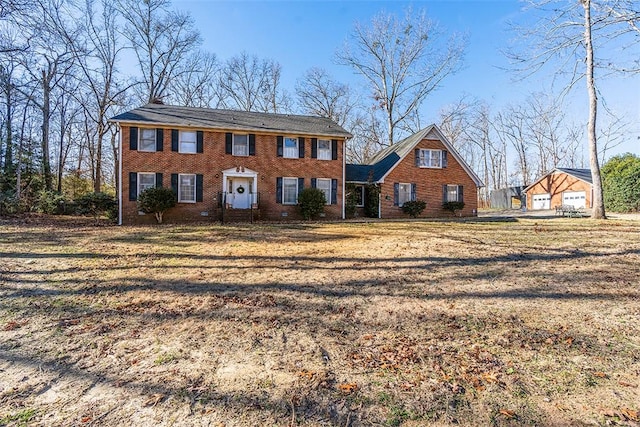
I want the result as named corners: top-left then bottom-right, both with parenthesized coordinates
top-left (524, 168), bottom-right (592, 192)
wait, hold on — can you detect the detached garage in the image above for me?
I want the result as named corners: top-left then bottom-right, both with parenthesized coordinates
top-left (524, 168), bottom-right (593, 211)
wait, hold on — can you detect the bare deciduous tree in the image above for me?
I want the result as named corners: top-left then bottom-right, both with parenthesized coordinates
top-left (336, 7), bottom-right (465, 145)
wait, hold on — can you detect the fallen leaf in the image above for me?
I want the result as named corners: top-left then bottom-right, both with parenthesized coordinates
top-left (81, 416), bottom-right (92, 423)
top-left (621, 408), bottom-right (638, 421)
top-left (499, 409), bottom-right (516, 419)
top-left (593, 371), bottom-right (607, 378)
top-left (297, 370), bottom-right (315, 380)
top-left (338, 383), bottom-right (358, 394)
top-left (144, 393), bottom-right (164, 407)
top-left (618, 381), bottom-right (636, 388)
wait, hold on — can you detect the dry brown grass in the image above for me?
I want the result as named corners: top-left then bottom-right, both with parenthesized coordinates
top-left (0, 215), bottom-right (639, 426)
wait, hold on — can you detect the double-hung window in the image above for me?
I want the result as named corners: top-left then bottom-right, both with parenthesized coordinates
top-left (284, 137), bottom-right (299, 158)
top-left (178, 174), bottom-right (196, 203)
top-left (317, 139), bottom-right (332, 160)
top-left (137, 173), bottom-right (156, 196)
top-left (179, 131), bottom-right (197, 153)
top-left (444, 184), bottom-right (463, 203)
top-left (316, 178), bottom-right (331, 205)
top-left (417, 149), bottom-right (443, 168)
top-left (398, 183), bottom-right (412, 207)
top-left (233, 134), bottom-right (249, 156)
top-left (282, 177), bottom-right (298, 204)
top-left (139, 129), bottom-right (156, 152)
top-left (354, 185), bottom-right (365, 207)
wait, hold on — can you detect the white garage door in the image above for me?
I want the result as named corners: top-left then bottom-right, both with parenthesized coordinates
top-left (532, 193), bottom-right (551, 210)
top-left (563, 191), bottom-right (586, 209)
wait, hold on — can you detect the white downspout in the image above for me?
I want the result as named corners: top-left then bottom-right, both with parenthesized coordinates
top-left (342, 138), bottom-right (346, 219)
top-left (118, 124), bottom-right (123, 225)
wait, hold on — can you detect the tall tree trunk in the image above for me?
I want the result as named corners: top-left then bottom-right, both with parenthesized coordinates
top-left (582, 0), bottom-right (605, 219)
top-left (41, 69), bottom-right (53, 191)
top-left (94, 122), bottom-right (103, 193)
top-left (3, 71), bottom-right (13, 173)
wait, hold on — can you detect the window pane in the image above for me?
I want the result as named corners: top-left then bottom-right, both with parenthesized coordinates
top-left (398, 183), bottom-right (411, 206)
top-left (355, 186), bottom-right (364, 207)
top-left (284, 137), bottom-right (298, 158)
top-left (430, 150), bottom-right (441, 167)
top-left (318, 139), bottom-right (331, 160)
top-left (139, 129), bottom-right (156, 151)
top-left (283, 178), bottom-right (298, 204)
top-left (179, 174), bottom-right (196, 202)
top-left (317, 179), bottom-right (331, 205)
top-left (180, 131), bottom-right (197, 153)
top-left (447, 185), bottom-right (458, 202)
top-left (138, 173), bottom-right (155, 194)
top-left (233, 134), bottom-right (248, 156)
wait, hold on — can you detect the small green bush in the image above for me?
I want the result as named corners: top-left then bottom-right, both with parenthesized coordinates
top-left (364, 184), bottom-right (380, 218)
top-left (35, 190), bottom-right (67, 214)
top-left (297, 187), bottom-right (326, 220)
top-left (402, 200), bottom-right (427, 218)
top-left (442, 201), bottom-right (465, 215)
top-left (75, 192), bottom-right (117, 219)
top-left (137, 187), bottom-right (176, 223)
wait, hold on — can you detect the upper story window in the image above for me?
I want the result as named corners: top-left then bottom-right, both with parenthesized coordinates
top-left (417, 149), bottom-right (444, 168)
top-left (233, 134), bottom-right (249, 156)
top-left (317, 139), bottom-right (331, 160)
top-left (178, 174), bottom-right (196, 203)
top-left (179, 131), bottom-right (197, 153)
top-left (139, 129), bottom-right (156, 152)
top-left (138, 172), bottom-right (156, 196)
top-left (284, 137), bottom-right (299, 158)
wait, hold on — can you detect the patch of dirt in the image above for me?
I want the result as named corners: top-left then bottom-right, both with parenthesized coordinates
top-left (0, 216), bottom-right (639, 426)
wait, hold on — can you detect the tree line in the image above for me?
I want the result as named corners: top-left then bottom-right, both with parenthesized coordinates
top-left (0, 0), bottom-right (638, 216)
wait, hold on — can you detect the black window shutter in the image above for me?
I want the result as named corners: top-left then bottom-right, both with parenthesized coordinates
top-left (298, 178), bottom-right (304, 195)
top-left (277, 136), bottom-right (283, 157)
top-left (442, 184), bottom-right (448, 203)
top-left (311, 138), bottom-right (318, 158)
top-left (311, 178), bottom-right (317, 188)
top-left (331, 139), bottom-right (338, 160)
top-left (249, 134), bottom-right (256, 156)
top-left (415, 149), bottom-right (420, 167)
top-left (129, 127), bottom-right (138, 150)
top-left (171, 129), bottom-right (179, 152)
top-left (393, 183), bottom-right (399, 206)
top-left (129, 172), bottom-right (137, 201)
top-left (155, 173), bottom-right (163, 188)
top-left (196, 174), bottom-right (203, 202)
top-left (276, 177), bottom-right (283, 203)
top-left (458, 185), bottom-right (464, 203)
top-left (331, 179), bottom-right (338, 205)
top-left (298, 137), bottom-right (305, 158)
top-left (411, 183), bottom-right (417, 201)
top-left (442, 150), bottom-right (448, 168)
top-left (225, 133), bottom-right (233, 154)
top-left (196, 131), bottom-right (204, 153)
top-left (156, 129), bottom-right (163, 151)
top-left (171, 174), bottom-right (179, 201)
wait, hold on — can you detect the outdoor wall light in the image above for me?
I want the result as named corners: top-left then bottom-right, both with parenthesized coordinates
top-left (385, 194), bottom-right (391, 200)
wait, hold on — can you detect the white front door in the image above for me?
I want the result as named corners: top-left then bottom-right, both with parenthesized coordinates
top-left (231, 178), bottom-right (251, 209)
top-left (532, 193), bottom-right (551, 210)
top-left (563, 191), bottom-right (586, 209)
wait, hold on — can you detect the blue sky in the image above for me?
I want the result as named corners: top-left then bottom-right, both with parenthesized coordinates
top-left (173, 0), bottom-right (639, 157)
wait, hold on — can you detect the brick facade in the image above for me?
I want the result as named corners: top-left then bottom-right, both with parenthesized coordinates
top-left (525, 172), bottom-right (593, 210)
top-left (120, 125), bottom-right (346, 224)
top-left (378, 138), bottom-right (478, 218)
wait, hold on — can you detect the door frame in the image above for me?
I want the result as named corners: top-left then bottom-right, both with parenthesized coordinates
top-left (222, 167), bottom-right (258, 209)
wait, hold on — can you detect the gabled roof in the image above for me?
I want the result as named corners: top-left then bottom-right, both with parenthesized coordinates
top-left (110, 103), bottom-right (352, 139)
top-left (524, 168), bottom-right (592, 192)
top-left (345, 124), bottom-right (483, 186)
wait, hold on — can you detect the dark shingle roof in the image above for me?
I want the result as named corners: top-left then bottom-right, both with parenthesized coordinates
top-left (556, 168), bottom-right (592, 184)
top-left (110, 103), bottom-right (352, 138)
top-left (346, 153), bottom-right (401, 183)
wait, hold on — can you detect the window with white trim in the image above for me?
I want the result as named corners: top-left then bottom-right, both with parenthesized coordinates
top-left (317, 139), bottom-right (331, 160)
top-left (137, 173), bottom-right (156, 196)
top-left (398, 183), bottom-right (412, 207)
top-left (354, 185), bottom-right (365, 207)
top-left (139, 128), bottom-right (156, 152)
top-left (316, 178), bottom-right (331, 205)
top-left (179, 130), bottom-right (197, 153)
top-left (233, 134), bottom-right (249, 156)
top-left (445, 184), bottom-right (460, 202)
top-left (282, 177), bottom-right (298, 204)
top-left (417, 149), bottom-right (443, 168)
top-left (284, 137), bottom-right (298, 158)
top-left (178, 174), bottom-right (196, 203)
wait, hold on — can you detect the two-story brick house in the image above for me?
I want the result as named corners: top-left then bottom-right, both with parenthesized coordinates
top-left (345, 125), bottom-right (483, 218)
top-left (111, 103), bottom-right (352, 224)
